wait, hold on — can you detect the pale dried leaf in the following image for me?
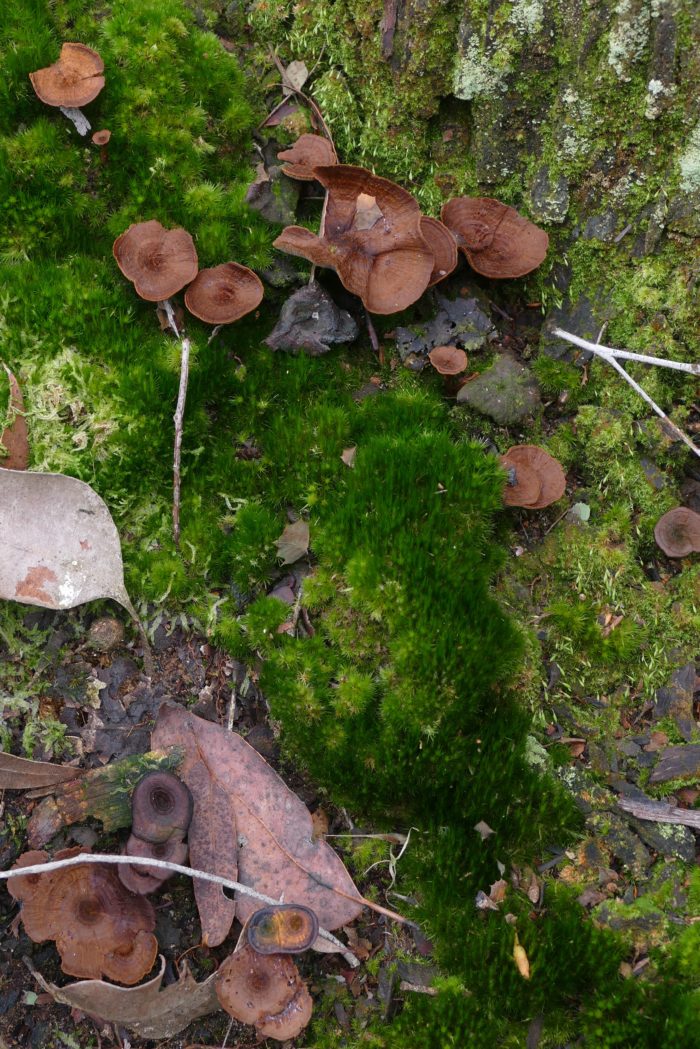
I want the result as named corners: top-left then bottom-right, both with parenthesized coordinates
top-left (0, 468), bottom-right (137, 619)
top-left (489, 879), bottom-right (507, 904)
top-left (513, 936), bottom-right (530, 979)
top-left (0, 365), bottom-right (29, 470)
top-left (282, 60), bottom-right (309, 95)
top-left (353, 193), bottom-right (384, 231)
top-left (474, 820), bottom-right (494, 840)
top-left (31, 957), bottom-right (221, 1040)
top-left (0, 753), bottom-right (81, 791)
top-left (475, 890), bottom-right (499, 911)
top-left (275, 519), bottom-right (310, 564)
top-left (341, 446), bottom-right (357, 468)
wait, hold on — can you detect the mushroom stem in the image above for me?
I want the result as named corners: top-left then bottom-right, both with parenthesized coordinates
top-left (364, 309), bottom-right (384, 366)
top-left (552, 327), bottom-right (700, 374)
top-left (158, 299), bottom-right (190, 545)
top-left (59, 106), bottom-right (91, 136)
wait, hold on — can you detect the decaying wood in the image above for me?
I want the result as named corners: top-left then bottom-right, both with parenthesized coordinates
top-left (617, 795), bottom-right (700, 830)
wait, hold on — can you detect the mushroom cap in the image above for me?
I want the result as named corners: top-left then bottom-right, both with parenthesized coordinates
top-left (441, 197), bottom-right (548, 279)
top-left (274, 164), bottom-right (434, 314)
top-left (278, 134), bottom-right (337, 180)
top-left (500, 445), bottom-right (566, 509)
top-left (29, 43), bottom-right (105, 109)
top-left (428, 345), bottom-right (468, 376)
top-left (120, 832), bottom-right (188, 890)
top-left (654, 507), bottom-right (700, 557)
top-left (131, 771), bottom-right (193, 844)
top-left (184, 262), bottom-right (264, 325)
top-left (92, 128), bottom-right (111, 146)
top-left (113, 220), bottom-right (198, 302)
top-left (10, 849), bottom-right (158, 984)
top-left (216, 945), bottom-right (311, 1040)
top-left (420, 217), bottom-right (459, 287)
top-left (247, 905), bottom-right (319, 955)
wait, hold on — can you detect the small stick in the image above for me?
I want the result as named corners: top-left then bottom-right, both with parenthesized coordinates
top-left (617, 796), bottom-right (700, 829)
top-left (552, 328), bottom-right (700, 374)
top-left (158, 299), bottom-right (191, 544)
top-left (59, 106), bottom-right (91, 136)
top-left (365, 310), bottom-right (384, 365)
top-left (606, 353), bottom-right (700, 459)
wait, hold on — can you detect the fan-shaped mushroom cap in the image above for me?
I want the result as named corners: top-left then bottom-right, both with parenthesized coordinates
top-left (117, 833), bottom-right (188, 894)
top-left (131, 771), bottom-right (193, 844)
top-left (92, 128), bottom-right (111, 146)
top-left (247, 905), bottom-right (319, 955)
top-left (9, 849), bottom-right (157, 984)
top-left (500, 445), bottom-right (566, 509)
top-left (654, 507), bottom-right (700, 557)
top-left (113, 220), bottom-right (198, 302)
top-left (278, 134), bottom-right (337, 180)
top-left (420, 217), bottom-right (458, 287)
top-left (274, 165), bottom-right (434, 314)
top-left (441, 197), bottom-right (548, 279)
top-left (428, 345), bottom-right (468, 376)
top-left (184, 263), bottom-right (264, 325)
top-left (216, 945), bottom-right (312, 1041)
top-left (29, 43), bottom-right (105, 109)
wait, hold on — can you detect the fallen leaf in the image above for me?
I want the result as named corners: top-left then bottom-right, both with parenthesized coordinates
top-left (489, 879), bottom-right (507, 904)
top-left (282, 60), bottom-right (309, 95)
top-left (513, 934), bottom-right (530, 979)
top-left (474, 820), bottom-right (494, 840)
top-left (262, 101), bottom-right (300, 127)
top-left (275, 519), bottom-right (310, 564)
top-left (341, 446), bottom-right (357, 468)
top-left (0, 365), bottom-right (29, 470)
top-left (0, 753), bottom-right (80, 791)
top-left (151, 704), bottom-right (364, 948)
top-left (353, 193), bottom-right (384, 231)
top-left (475, 890), bottom-right (499, 912)
top-left (0, 468), bottom-right (138, 620)
top-left (30, 957), bottom-right (220, 1040)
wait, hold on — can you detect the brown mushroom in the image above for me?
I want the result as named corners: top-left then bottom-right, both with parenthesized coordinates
top-left (216, 944), bottom-right (312, 1042)
top-left (500, 445), bottom-right (566, 509)
top-left (274, 164), bottom-right (434, 314)
top-left (117, 833), bottom-right (188, 894)
top-left (428, 345), bottom-right (468, 376)
top-left (113, 220), bottom-right (199, 302)
top-left (278, 134), bottom-right (338, 180)
top-left (654, 507), bottom-right (700, 557)
top-left (131, 771), bottom-right (193, 844)
top-left (247, 905), bottom-right (319, 955)
top-left (441, 197), bottom-right (548, 279)
top-left (9, 849), bottom-right (158, 984)
top-left (420, 217), bottom-right (458, 287)
top-left (184, 263), bottom-right (264, 325)
top-left (29, 43), bottom-right (105, 109)
top-left (92, 128), bottom-right (111, 163)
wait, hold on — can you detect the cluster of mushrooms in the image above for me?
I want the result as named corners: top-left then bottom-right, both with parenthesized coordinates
top-left (10, 770), bottom-right (319, 1040)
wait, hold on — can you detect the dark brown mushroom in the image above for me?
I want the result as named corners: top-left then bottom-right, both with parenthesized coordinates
top-left (441, 197), bottom-right (548, 279)
top-left (117, 833), bottom-right (189, 894)
top-left (215, 944), bottom-right (313, 1041)
top-left (113, 220), bottom-right (199, 302)
top-left (274, 164), bottom-right (434, 314)
top-left (247, 905), bottom-right (319, 955)
top-left (29, 43), bottom-right (105, 109)
top-left (420, 217), bottom-right (458, 287)
top-left (9, 849), bottom-right (158, 984)
top-left (428, 345), bottom-right (468, 376)
top-left (278, 134), bottom-right (338, 180)
top-left (500, 445), bottom-right (566, 509)
top-left (654, 507), bottom-right (700, 557)
top-left (184, 263), bottom-right (264, 325)
top-left (131, 771), bottom-right (193, 844)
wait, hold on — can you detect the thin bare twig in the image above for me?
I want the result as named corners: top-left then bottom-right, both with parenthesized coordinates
top-left (159, 299), bottom-right (191, 544)
top-left (365, 310), bottom-right (384, 365)
top-left (617, 796), bottom-right (700, 829)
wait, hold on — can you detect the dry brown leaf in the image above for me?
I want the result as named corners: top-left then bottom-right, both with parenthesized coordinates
top-left (489, 879), bottom-right (507, 905)
top-left (151, 704), bottom-right (364, 947)
top-left (30, 956), bottom-right (220, 1040)
top-left (0, 468), bottom-right (138, 620)
top-left (0, 753), bottom-right (80, 791)
top-left (0, 365), bottom-right (29, 470)
top-left (310, 806), bottom-right (330, 839)
top-left (513, 934), bottom-right (530, 979)
top-left (275, 519), bottom-right (310, 564)
top-left (341, 446), bottom-right (357, 468)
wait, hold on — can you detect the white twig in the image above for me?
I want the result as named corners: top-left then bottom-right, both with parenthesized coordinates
top-left (60, 106), bottom-right (91, 136)
top-left (617, 795), bottom-right (700, 829)
top-left (158, 298), bottom-right (191, 545)
top-left (552, 328), bottom-right (700, 374)
top-left (1, 852), bottom-right (357, 962)
top-left (606, 353), bottom-right (700, 459)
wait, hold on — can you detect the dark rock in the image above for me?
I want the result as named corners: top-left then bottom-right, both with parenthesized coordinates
top-left (615, 739), bottom-right (641, 758)
top-left (650, 744), bottom-right (700, 784)
top-left (595, 901), bottom-right (664, 932)
top-left (456, 355), bottom-right (541, 425)
top-left (639, 458), bottom-right (666, 491)
top-left (582, 211), bottom-right (616, 241)
top-left (541, 294), bottom-right (616, 363)
top-left (666, 191), bottom-right (700, 237)
top-left (245, 165), bottom-right (299, 225)
top-left (395, 294), bottom-right (493, 368)
top-left (587, 742), bottom-right (617, 775)
top-left (530, 166), bottom-right (570, 224)
top-left (266, 283), bottom-right (358, 356)
top-left (626, 817), bottom-right (695, 862)
top-left (396, 960), bottom-right (437, 987)
top-left (652, 663), bottom-right (696, 742)
top-left (0, 988), bottom-right (20, 1015)
top-left (81, 675), bottom-right (170, 761)
top-left (260, 255), bottom-right (305, 289)
top-left (587, 813), bottom-right (651, 871)
top-left (680, 476), bottom-right (700, 512)
top-left (244, 723), bottom-right (278, 762)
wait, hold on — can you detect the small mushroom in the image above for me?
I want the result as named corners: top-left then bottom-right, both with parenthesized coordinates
top-left (29, 43), bottom-right (105, 109)
top-left (420, 217), bottom-right (458, 287)
top-left (92, 128), bottom-right (111, 163)
top-left (113, 220), bottom-right (199, 302)
top-left (184, 262), bottom-right (264, 325)
top-left (428, 345), bottom-right (468, 376)
top-left (277, 134), bottom-right (338, 180)
top-left (215, 944), bottom-right (313, 1042)
top-left (500, 445), bottom-right (566, 509)
top-left (9, 849), bottom-right (158, 984)
top-left (654, 507), bottom-right (700, 557)
top-left (247, 905), bottom-right (319, 955)
top-left (131, 771), bottom-right (193, 844)
top-left (441, 197), bottom-right (548, 279)
top-left (117, 833), bottom-right (189, 895)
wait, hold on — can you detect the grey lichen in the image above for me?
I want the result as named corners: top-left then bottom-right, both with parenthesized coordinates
top-left (607, 0), bottom-right (650, 81)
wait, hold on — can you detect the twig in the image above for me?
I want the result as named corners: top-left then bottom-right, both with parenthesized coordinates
top-left (365, 310), bottom-right (384, 365)
top-left (59, 106), bottom-right (91, 136)
top-left (159, 299), bottom-right (191, 544)
top-left (617, 796), bottom-right (700, 829)
top-left (552, 328), bottom-right (700, 374)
